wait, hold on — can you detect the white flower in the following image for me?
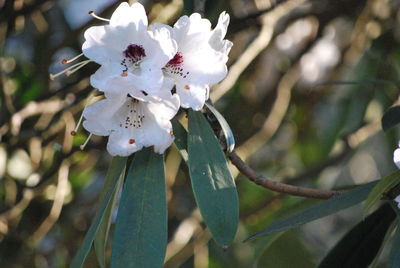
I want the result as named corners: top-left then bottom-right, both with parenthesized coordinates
top-left (82, 86), bottom-right (180, 156)
top-left (395, 195), bottom-right (400, 209)
top-left (392, 143), bottom-right (400, 208)
top-left (394, 143), bottom-right (400, 169)
top-left (154, 12), bottom-right (232, 110)
top-left (82, 2), bottom-right (177, 97)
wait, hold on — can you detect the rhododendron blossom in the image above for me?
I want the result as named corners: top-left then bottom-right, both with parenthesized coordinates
top-left (82, 88), bottom-right (180, 156)
top-left (51, 1), bottom-right (233, 156)
top-left (157, 12), bottom-right (232, 110)
top-left (83, 2), bottom-right (177, 97)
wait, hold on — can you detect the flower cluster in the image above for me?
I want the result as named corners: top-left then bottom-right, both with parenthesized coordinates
top-left (55, 2), bottom-right (232, 156)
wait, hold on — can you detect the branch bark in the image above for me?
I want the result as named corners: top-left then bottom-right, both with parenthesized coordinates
top-left (228, 151), bottom-right (342, 199)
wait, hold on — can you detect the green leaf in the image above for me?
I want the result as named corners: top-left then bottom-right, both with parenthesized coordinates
top-left (318, 203), bottom-right (396, 268)
top-left (382, 106), bottom-right (400, 131)
top-left (94, 165), bottom-right (125, 268)
top-left (187, 110), bottom-right (239, 247)
top-left (364, 170), bottom-right (400, 215)
top-left (389, 221), bottom-right (400, 268)
top-left (204, 102), bottom-right (235, 153)
top-left (172, 118), bottom-right (188, 162)
top-left (70, 157), bottom-right (127, 268)
top-left (245, 181), bottom-right (378, 241)
top-left (111, 148), bottom-right (167, 268)
top-left (253, 234), bottom-right (283, 268)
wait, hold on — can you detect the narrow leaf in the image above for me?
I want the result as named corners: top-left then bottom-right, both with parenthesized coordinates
top-left (204, 102), bottom-right (235, 153)
top-left (364, 170), bottom-right (400, 215)
top-left (382, 106), bottom-right (400, 131)
top-left (111, 148), bottom-right (167, 268)
top-left (187, 110), bottom-right (239, 247)
top-left (172, 118), bottom-right (188, 162)
top-left (70, 157), bottom-right (127, 268)
top-left (318, 204), bottom-right (396, 268)
top-left (245, 181), bottom-right (378, 241)
top-left (94, 167), bottom-right (125, 268)
top-left (389, 222), bottom-right (400, 268)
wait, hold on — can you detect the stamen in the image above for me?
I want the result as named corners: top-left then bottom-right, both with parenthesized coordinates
top-left (80, 133), bottom-right (93, 150)
top-left (71, 91), bottom-right (97, 137)
top-left (50, 60), bottom-right (91, 80)
top-left (62, 53), bottom-right (84, 64)
top-left (65, 60), bottom-right (91, 76)
top-left (71, 112), bottom-right (85, 136)
top-left (88, 11), bottom-right (110, 22)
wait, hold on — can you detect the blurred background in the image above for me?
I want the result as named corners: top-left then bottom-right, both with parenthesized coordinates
top-left (1, 0), bottom-right (400, 267)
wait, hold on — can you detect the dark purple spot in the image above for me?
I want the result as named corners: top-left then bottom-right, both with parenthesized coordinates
top-left (124, 44), bottom-right (146, 61)
top-left (167, 52), bottom-right (183, 67)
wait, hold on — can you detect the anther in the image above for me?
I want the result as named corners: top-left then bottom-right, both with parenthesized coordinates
top-left (121, 72), bottom-right (128, 77)
top-left (71, 111), bottom-right (85, 137)
top-left (88, 11), bottom-right (110, 22)
top-left (61, 53), bottom-right (84, 64)
top-left (50, 60), bottom-right (91, 80)
top-left (129, 139), bottom-right (135, 144)
top-left (80, 133), bottom-right (93, 150)
top-left (184, 85), bottom-right (190, 90)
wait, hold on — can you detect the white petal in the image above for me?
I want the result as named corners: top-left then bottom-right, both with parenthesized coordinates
top-left (173, 13), bottom-right (211, 39)
top-left (135, 64), bottom-right (165, 93)
top-left (169, 12), bottom-right (232, 86)
top-left (145, 24), bottom-right (177, 68)
top-left (146, 91), bottom-right (180, 120)
top-left (82, 25), bottom-right (125, 65)
top-left (209, 12), bottom-right (230, 48)
top-left (140, 114), bottom-right (174, 154)
top-left (209, 12), bottom-right (233, 56)
top-left (90, 64), bottom-right (123, 92)
top-left (176, 83), bottom-right (207, 111)
top-left (99, 68), bottom-right (164, 100)
top-left (109, 2), bottom-right (148, 30)
top-left (82, 98), bottom-right (125, 136)
top-left (394, 147), bottom-right (400, 169)
top-left (82, 119), bottom-right (109, 136)
top-left (181, 44), bottom-right (229, 84)
top-left (107, 130), bottom-right (144, 156)
top-left (395, 195), bottom-right (400, 209)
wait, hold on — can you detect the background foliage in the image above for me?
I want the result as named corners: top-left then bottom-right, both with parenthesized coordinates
top-left (1, 0), bottom-right (400, 267)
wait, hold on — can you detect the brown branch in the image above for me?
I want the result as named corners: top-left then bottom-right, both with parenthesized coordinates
top-left (228, 151), bottom-right (342, 199)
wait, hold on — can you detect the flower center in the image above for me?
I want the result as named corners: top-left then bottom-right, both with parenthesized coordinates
top-left (121, 44), bottom-right (146, 73)
top-left (164, 52), bottom-right (189, 79)
top-left (167, 52), bottom-right (183, 67)
top-left (124, 44), bottom-right (146, 61)
top-left (122, 98), bottom-right (145, 130)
